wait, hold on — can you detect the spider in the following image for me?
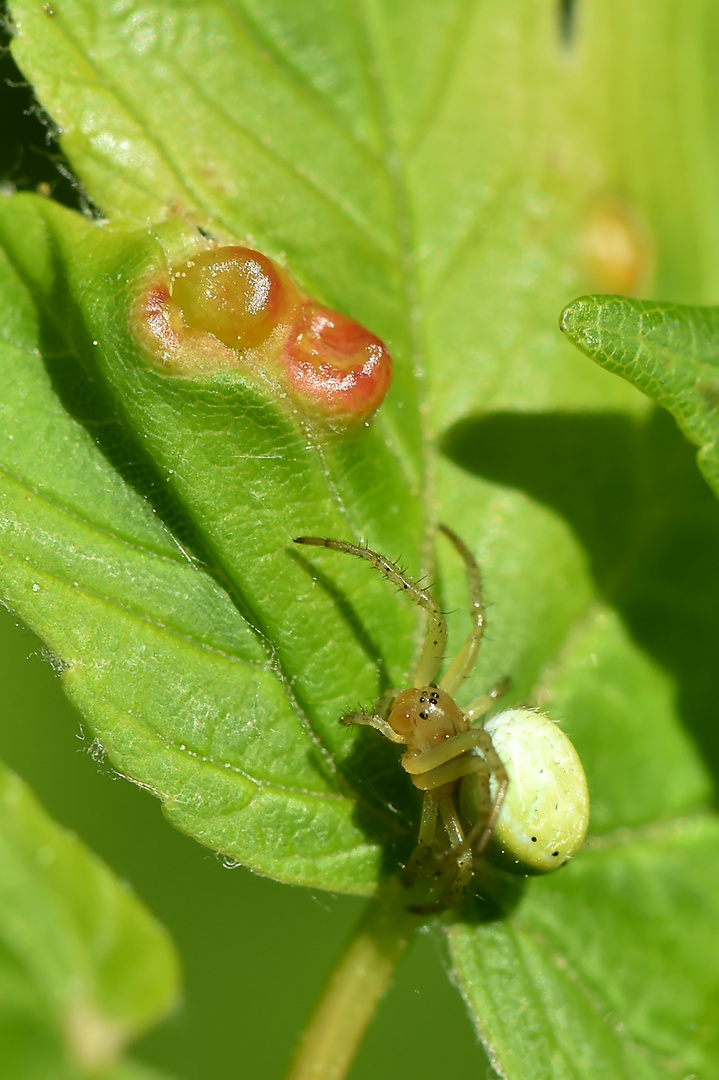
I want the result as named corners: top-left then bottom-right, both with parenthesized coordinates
top-left (294, 525), bottom-right (589, 906)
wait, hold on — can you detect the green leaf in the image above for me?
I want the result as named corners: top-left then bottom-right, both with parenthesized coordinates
top-left (449, 818), bottom-right (719, 1080)
top-left (0, 758), bottom-right (179, 1078)
top-left (0, 193), bottom-right (421, 894)
top-left (561, 295), bottom-right (719, 497)
top-left (3, 1), bottom-right (719, 1076)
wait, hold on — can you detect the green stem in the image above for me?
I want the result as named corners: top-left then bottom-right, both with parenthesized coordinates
top-left (285, 882), bottom-right (420, 1080)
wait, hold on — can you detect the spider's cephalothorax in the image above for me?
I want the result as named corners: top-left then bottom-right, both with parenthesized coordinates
top-left (388, 686), bottom-right (466, 749)
top-left (294, 526), bottom-right (589, 907)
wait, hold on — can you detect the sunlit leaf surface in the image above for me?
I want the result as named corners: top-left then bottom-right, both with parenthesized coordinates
top-left (2, 0), bottom-right (719, 1075)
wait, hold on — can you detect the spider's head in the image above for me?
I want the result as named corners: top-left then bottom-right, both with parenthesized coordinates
top-left (387, 686), bottom-right (467, 754)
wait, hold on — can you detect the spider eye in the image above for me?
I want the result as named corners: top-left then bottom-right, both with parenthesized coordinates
top-left (477, 708), bottom-right (589, 875)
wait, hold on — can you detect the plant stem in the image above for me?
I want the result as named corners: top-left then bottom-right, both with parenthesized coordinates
top-left (285, 882), bottom-right (420, 1080)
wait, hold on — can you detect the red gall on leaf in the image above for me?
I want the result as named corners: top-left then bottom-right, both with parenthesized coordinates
top-left (136, 243), bottom-right (392, 428)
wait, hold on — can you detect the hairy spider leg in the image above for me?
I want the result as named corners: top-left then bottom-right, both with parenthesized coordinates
top-left (340, 686), bottom-right (404, 742)
top-left (437, 525), bottom-right (485, 697)
top-left (294, 535), bottom-right (447, 686)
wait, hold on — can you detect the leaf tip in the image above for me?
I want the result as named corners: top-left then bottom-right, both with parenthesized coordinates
top-left (559, 295), bottom-right (597, 336)
top-left (558, 295), bottom-right (608, 359)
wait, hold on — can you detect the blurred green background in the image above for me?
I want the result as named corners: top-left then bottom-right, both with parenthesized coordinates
top-left (0, 28), bottom-right (494, 1080)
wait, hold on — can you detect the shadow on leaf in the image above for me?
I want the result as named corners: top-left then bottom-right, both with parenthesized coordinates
top-left (291, 545), bottom-right (419, 873)
top-left (442, 408), bottom-right (719, 788)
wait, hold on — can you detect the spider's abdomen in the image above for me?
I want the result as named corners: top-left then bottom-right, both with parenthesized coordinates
top-left (468, 707), bottom-right (589, 874)
top-left (388, 686), bottom-right (468, 754)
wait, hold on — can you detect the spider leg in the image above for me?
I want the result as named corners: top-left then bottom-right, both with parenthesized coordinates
top-left (341, 710), bottom-right (403, 742)
top-left (403, 789), bottom-right (441, 888)
top-left (410, 753), bottom-right (487, 791)
top-left (437, 525), bottom-right (485, 697)
top-left (293, 536), bottom-right (447, 687)
top-left (341, 686), bottom-right (404, 741)
top-left (439, 728), bottom-right (509, 872)
top-left (439, 791), bottom-right (474, 893)
top-left (464, 676), bottom-right (511, 723)
top-left (411, 790), bottom-right (439, 866)
top-left (408, 788), bottom-right (476, 911)
top-left (417, 790), bottom-right (439, 849)
top-left (402, 728), bottom-right (492, 775)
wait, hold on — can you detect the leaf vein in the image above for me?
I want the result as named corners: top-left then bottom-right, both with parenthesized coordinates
top-left (0, 546), bottom-right (264, 667)
top-left (221, 0), bottom-right (383, 164)
top-left (0, 460), bottom-right (207, 572)
top-left (33, 19), bottom-right (200, 216)
top-left (162, 56), bottom-right (395, 257)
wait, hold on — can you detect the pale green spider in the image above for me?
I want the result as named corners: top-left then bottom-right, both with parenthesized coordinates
top-left (295, 526), bottom-right (589, 904)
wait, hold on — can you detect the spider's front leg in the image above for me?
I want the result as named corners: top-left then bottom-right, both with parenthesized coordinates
top-left (437, 525), bottom-right (485, 697)
top-left (294, 534), bottom-right (447, 688)
top-left (340, 686), bottom-right (404, 742)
